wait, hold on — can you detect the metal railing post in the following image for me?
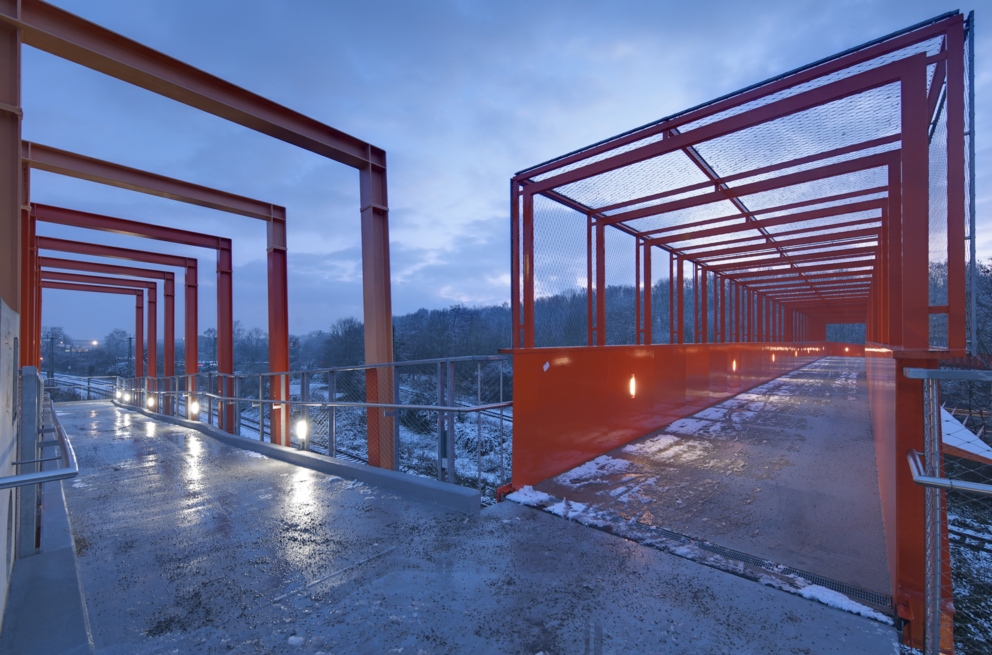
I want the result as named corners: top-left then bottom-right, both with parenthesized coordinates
top-left (436, 362), bottom-right (444, 481)
top-left (330, 369), bottom-right (337, 456)
top-left (233, 376), bottom-right (241, 436)
top-left (477, 361), bottom-right (482, 491)
top-left (393, 364), bottom-right (401, 470)
top-left (16, 367), bottom-right (43, 558)
top-left (447, 360), bottom-right (456, 484)
top-left (923, 377), bottom-right (942, 655)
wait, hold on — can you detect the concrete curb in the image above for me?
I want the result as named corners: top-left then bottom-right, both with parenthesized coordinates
top-left (116, 402), bottom-right (480, 515)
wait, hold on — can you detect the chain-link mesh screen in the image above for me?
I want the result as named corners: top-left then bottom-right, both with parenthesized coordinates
top-left (928, 370), bottom-right (992, 654)
top-left (517, 19), bottom-right (966, 348)
top-left (533, 194), bottom-right (588, 347)
top-left (604, 227), bottom-right (637, 345)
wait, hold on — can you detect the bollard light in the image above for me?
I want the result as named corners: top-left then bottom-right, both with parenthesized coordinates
top-left (123, 392), bottom-right (132, 403)
top-left (115, 390), bottom-right (122, 400)
top-left (629, 374), bottom-right (636, 399)
top-left (147, 397), bottom-right (155, 409)
top-left (296, 419), bottom-right (309, 440)
top-left (189, 400), bottom-right (200, 417)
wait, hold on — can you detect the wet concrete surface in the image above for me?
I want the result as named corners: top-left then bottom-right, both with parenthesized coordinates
top-left (57, 401), bottom-right (897, 654)
top-left (535, 357), bottom-right (890, 596)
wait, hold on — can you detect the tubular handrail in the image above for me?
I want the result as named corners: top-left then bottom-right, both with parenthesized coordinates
top-left (907, 450), bottom-right (992, 497)
top-left (0, 398), bottom-right (79, 491)
top-left (904, 367), bottom-right (992, 381)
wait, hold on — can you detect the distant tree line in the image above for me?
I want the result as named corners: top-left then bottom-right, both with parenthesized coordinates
top-left (40, 259), bottom-right (992, 377)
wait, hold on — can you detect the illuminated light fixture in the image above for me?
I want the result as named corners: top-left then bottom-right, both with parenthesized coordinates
top-left (845, 347), bottom-right (849, 353)
top-left (296, 419), bottom-right (309, 442)
top-left (123, 393), bottom-right (132, 403)
top-left (147, 397), bottom-right (155, 409)
top-left (629, 375), bottom-right (636, 399)
top-left (115, 390), bottom-right (122, 400)
top-left (732, 359), bottom-right (737, 373)
top-left (92, 340), bottom-right (98, 346)
top-left (189, 400), bottom-right (200, 417)
top-left (772, 354), bottom-right (776, 362)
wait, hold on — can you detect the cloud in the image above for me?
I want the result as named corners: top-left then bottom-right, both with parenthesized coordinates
top-left (28, 0), bottom-right (991, 338)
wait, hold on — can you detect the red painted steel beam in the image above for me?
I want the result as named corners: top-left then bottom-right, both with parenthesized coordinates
top-left (639, 187), bottom-right (888, 240)
top-left (39, 256), bottom-right (177, 377)
top-left (603, 153), bottom-right (892, 228)
top-left (676, 217), bottom-right (882, 252)
top-left (22, 142), bottom-right (285, 222)
top-left (1, 1), bottom-right (380, 170)
top-left (523, 58), bottom-right (917, 196)
top-left (593, 135), bottom-right (899, 216)
top-left (41, 280), bottom-right (144, 376)
top-left (708, 247), bottom-right (878, 273)
top-left (514, 15), bottom-right (955, 182)
top-left (726, 261), bottom-right (875, 282)
top-left (36, 236), bottom-right (198, 379)
top-left (40, 270), bottom-right (158, 376)
top-left (688, 229), bottom-right (880, 262)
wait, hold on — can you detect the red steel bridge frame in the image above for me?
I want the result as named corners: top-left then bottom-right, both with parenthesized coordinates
top-left (509, 13), bottom-right (969, 647)
top-left (38, 256), bottom-right (176, 375)
top-left (40, 280), bottom-right (145, 376)
top-left (36, 237), bottom-right (197, 382)
top-left (28, 203), bottom-right (236, 428)
top-left (40, 271), bottom-right (156, 377)
top-left (0, 0), bottom-right (396, 464)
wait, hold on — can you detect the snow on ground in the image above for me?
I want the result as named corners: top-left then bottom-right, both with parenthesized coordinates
top-left (796, 584), bottom-right (893, 624)
top-left (506, 485), bottom-right (554, 506)
top-left (554, 455), bottom-right (631, 486)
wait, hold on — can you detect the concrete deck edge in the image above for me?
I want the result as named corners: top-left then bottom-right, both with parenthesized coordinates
top-left (116, 402), bottom-right (481, 515)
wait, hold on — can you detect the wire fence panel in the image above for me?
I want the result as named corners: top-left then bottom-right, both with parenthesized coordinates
top-left (533, 194), bottom-right (588, 347)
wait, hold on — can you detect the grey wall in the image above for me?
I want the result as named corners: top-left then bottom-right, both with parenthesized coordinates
top-left (0, 298), bottom-right (19, 631)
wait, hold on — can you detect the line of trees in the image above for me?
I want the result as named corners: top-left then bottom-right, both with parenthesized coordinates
top-left (40, 259), bottom-right (992, 377)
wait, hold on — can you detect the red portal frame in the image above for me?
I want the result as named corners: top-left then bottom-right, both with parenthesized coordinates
top-left (36, 236), bottom-right (198, 382)
top-left (40, 270), bottom-right (158, 376)
top-left (39, 256), bottom-right (176, 374)
top-left (509, 14), bottom-right (971, 647)
top-left (40, 280), bottom-right (145, 376)
top-left (1, 0), bottom-right (396, 465)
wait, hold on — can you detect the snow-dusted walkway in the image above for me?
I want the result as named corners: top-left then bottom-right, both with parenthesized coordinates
top-left (43, 400), bottom-right (898, 654)
top-left (528, 357), bottom-right (891, 610)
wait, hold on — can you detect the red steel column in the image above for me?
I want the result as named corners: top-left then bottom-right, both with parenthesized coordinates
top-left (19, 195), bottom-right (34, 364)
top-left (216, 239), bottom-right (234, 430)
top-left (699, 266), bottom-right (709, 343)
top-left (360, 156), bottom-right (395, 469)
top-left (511, 181), bottom-right (521, 348)
top-left (586, 214), bottom-right (593, 345)
top-left (634, 238), bottom-right (641, 344)
top-left (0, 13), bottom-right (20, 333)
top-left (595, 220), bottom-right (606, 346)
top-left (643, 243), bottom-right (652, 344)
top-left (267, 215), bottom-right (290, 445)
top-left (676, 257), bottom-right (684, 345)
top-left (945, 21), bottom-right (966, 351)
top-left (184, 259), bottom-right (198, 378)
top-left (146, 285), bottom-right (157, 378)
top-left (668, 251), bottom-right (675, 344)
top-left (135, 290), bottom-right (144, 378)
top-left (163, 276), bottom-right (174, 376)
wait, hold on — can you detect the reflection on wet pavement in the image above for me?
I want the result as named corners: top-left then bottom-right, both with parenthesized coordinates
top-left (57, 400), bottom-right (896, 654)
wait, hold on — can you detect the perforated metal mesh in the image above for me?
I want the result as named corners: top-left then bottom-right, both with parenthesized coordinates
top-left (515, 15), bottom-right (968, 348)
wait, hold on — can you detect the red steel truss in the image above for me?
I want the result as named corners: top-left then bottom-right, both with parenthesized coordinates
top-left (1, 0), bottom-right (395, 464)
top-left (509, 13), bottom-right (971, 647)
top-left (40, 280), bottom-right (145, 376)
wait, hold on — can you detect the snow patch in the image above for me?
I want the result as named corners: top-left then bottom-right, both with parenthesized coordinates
top-left (623, 434), bottom-right (680, 458)
top-left (694, 407), bottom-right (727, 421)
top-left (555, 455), bottom-right (631, 486)
top-left (547, 499), bottom-right (587, 519)
top-left (506, 485), bottom-right (554, 506)
top-left (797, 584), bottom-right (893, 624)
top-left (242, 450), bottom-right (266, 459)
top-left (666, 418), bottom-right (715, 436)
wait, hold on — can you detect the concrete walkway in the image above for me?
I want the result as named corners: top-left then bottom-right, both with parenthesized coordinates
top-left (534, 357), bottom-right (890, 600)
top-left (44, 401), bottom-right (896, 654)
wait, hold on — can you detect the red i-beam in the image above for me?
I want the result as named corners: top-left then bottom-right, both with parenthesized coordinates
top-left (40, 280), bottom-right (145, 376)
top-left (39, 257), bottom-right (176, 376)
top-left (30, 203), bottom-right (236, 429)
top-left (40, 270), bottom-right (158, 375)
top-left (35, 236), bottom-right (198, 382)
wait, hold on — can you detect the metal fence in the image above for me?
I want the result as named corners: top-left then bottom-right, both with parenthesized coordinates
top-left (906, 367), bottom-right (992, 655)
top-left (42, 374), bottom-right (118, 402)
top-left (112, 356), bottom-right (513, 503)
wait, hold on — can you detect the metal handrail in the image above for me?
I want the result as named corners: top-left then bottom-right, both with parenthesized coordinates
top-left (904, 368), bottom-right (992, 381)
top-left (0, 398), bottom-right (79, 491)
top-left (907, 450), bottom-right (992, 497)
